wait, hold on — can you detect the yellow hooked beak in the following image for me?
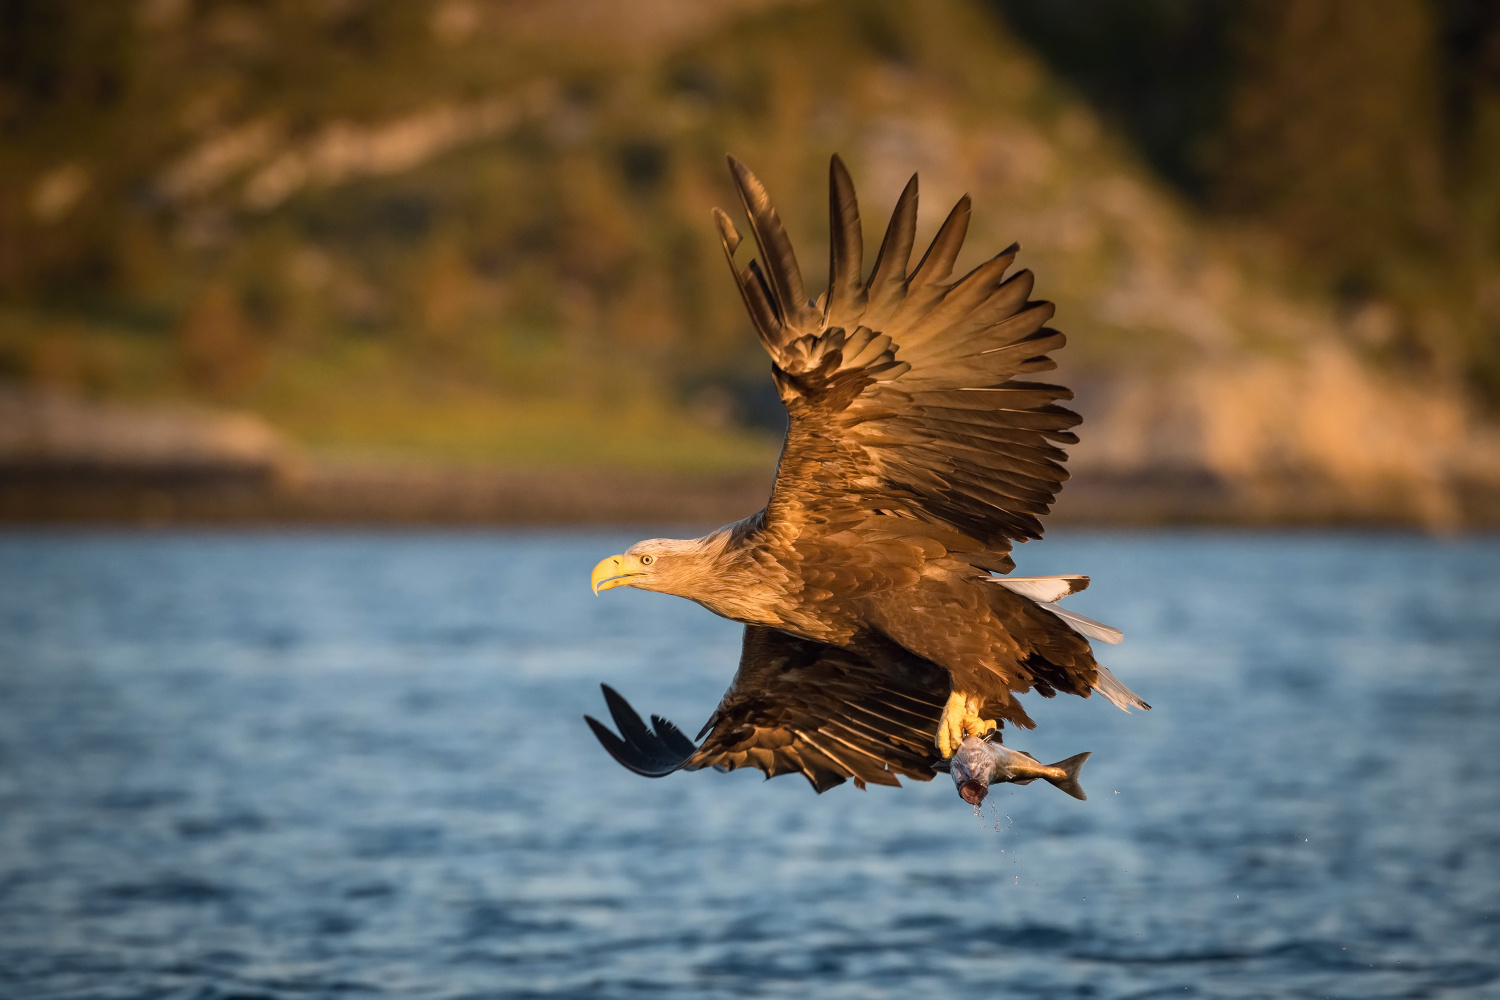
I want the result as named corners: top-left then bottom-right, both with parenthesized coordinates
top-left (590, 554), bottom-right (644, 594)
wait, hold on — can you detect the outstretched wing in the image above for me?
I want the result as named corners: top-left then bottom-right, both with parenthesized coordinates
top-left (716, 155), bottom-right (1077, 570)
top-left (584, 625), bottom-right (948, 792)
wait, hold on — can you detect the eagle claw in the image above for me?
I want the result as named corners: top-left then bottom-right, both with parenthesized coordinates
top-left (936, 690), bottom-right (996, 758)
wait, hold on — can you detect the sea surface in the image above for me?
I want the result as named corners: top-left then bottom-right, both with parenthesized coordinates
top-left (0, 530), bottom-right (1497, 999)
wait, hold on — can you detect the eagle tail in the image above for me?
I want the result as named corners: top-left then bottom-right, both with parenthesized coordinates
top-left (991, 574), bottom-right (1089, 602)
top-left (1042, 604), bottom-right (1124, 645)
top-left (1092, 664), bottom-right (1151, 713)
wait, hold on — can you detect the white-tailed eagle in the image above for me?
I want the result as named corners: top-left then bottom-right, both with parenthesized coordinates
top-left (588, 155), bottom-right (1148, 792)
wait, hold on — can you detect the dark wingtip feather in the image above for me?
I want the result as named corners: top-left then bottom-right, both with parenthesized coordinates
top-left (712, 207), bottom-right (742, 255)
top-left (867, 173), bottom-right (919, 304)
top-left (826, 153), bottom-right (865, 323)
top-left (600, 683), bottom-right (653, 749)
top-left (725, 154), bottom-right (813, 332)
top-left (804, 767), bottom-right (848, 794)
top-left (585, 714), bottom-right (635, 767)
top-left (651, 713), bottom-right (699, 759)
top-left (910, 194), bottom-right (972, 289)
top-left (590, 685), bottom-right (697, 778)
top-left (726, 155), bottom-right (766, 212)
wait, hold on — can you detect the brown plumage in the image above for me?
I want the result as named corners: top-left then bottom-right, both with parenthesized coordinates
top-left (588, 154), bottom-right (1148, 791)
top-left (587, 627), bottom-right (947, 792)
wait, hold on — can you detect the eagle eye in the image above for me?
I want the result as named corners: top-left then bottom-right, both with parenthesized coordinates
top-left (640, 554), bottom-right (655, 566)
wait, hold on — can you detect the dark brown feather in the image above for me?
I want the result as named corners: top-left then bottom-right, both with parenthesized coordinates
top-left (866, 173), bottom-right (919, 318)
top-left (585, 626), bottom-right (948, 792)
top-left (907, 194), bottom-right (971, 296)
top-left (695, 156), bottom-right (1141, 737)
top-left (727, 155), bottom-right (820, 338)
top-left (826, 154), bottom-right (866, 327)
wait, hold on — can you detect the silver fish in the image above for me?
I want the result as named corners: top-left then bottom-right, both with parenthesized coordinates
top-left (933, 734), bottom-right (1090, 805)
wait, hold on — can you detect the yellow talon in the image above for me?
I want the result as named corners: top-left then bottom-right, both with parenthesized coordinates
top-left (964, 694), bottom-right (996, 737)
top-left (936, 691), bottom-right (997, 757)
top-left (936, 690), bottom-right (964, 758)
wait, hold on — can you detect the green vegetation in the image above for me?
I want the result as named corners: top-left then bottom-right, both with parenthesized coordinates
top-left (2, 0), bottom-right (1498, 472)
top-left (998, 0), bottom-right (1500, 407)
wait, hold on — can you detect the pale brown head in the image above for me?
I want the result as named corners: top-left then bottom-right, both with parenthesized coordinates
top-left (590, 537), bottom-right (719, 597)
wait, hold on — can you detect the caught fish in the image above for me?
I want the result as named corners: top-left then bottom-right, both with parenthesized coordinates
top-left (933, 734), bottom-right (1090, 805)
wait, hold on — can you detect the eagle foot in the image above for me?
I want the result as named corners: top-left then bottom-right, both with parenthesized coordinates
top-left (936, 690), bottom-right (996, 758)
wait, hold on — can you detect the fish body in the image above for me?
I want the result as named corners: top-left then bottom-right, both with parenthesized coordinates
top-left (936, 735), bottom-right (1090, 805)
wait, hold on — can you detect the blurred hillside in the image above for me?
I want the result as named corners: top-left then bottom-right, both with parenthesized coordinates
top-left (3, 0), bottom-right (1500, 525)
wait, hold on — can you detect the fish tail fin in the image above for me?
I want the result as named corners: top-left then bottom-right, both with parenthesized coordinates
top-left (1045, 751), bottom-right (1090, 800)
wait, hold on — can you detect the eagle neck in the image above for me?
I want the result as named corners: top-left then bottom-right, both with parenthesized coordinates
top-left (674, 517), bottom-right (785, 627)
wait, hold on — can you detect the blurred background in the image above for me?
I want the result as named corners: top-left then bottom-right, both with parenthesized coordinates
top-left (4, 6), bottom-right (1500, 999)
top-left (5, 0), bottom-right (1500, 527)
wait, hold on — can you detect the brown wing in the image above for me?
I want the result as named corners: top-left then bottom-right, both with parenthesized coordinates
top-left (715, 155), bottom-right (1077, 570)
top-left (584, 625), bottom-right (948, 792)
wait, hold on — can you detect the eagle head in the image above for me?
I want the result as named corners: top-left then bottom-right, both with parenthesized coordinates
top-left (590, 538), bottom-right (715, 596)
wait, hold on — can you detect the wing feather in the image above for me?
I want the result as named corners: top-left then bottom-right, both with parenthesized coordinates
top-left (906, 195), bottom-right (971, 297)
top-left (584, 626), bottom-right (948, 792)
top-left (826, 155), bottom-right (867, 328)
top-left (865, 172), bottom-right (919, 323)
top-left (728, 155), bottom-right (820, 338)
top-left (715, 156), bottom-right (1080, 565)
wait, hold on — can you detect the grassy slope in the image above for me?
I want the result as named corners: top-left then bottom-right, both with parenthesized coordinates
top-left (2, 0), bottom-right (1496, 507)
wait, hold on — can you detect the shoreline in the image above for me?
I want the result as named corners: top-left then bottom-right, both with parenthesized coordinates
top-left (5, 459), bottom-right (1497, 529)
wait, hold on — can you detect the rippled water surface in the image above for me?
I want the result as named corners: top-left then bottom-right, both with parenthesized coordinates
top-left (1, 530), bottom-right (1497, 999)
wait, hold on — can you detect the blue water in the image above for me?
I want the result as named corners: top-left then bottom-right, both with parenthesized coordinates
top-left (0, 530), bottom-right (1497, 999)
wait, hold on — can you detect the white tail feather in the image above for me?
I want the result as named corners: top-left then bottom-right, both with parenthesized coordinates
top-left (992, 572), bottom-right (1144, 712)
top-left (991, 574), bottom-right (1089, 603)
top-left (1042, 604), bottom-right (1124, 645)
top-left (1093, 664), bottom-right (1151, 713)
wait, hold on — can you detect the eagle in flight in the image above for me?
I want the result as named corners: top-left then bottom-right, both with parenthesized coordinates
top-left (587, 155), bottom-right (1148, 793)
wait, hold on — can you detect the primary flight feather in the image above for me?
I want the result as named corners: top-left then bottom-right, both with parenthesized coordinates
top-left (588, 154), bottom-right (1148, 792)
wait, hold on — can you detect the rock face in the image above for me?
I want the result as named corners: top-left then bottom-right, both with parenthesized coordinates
top-left (0, 387), bottom-right (286, 475)
top-left (0, 388), bottom-right (290, 522)
top-left (1065, 350), bottom-right (1500, 527)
